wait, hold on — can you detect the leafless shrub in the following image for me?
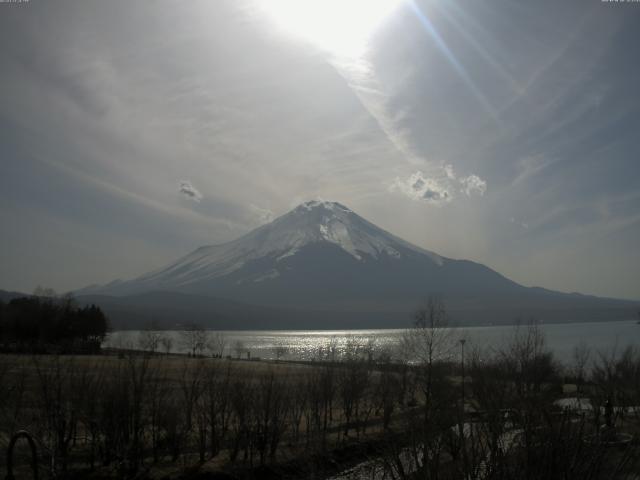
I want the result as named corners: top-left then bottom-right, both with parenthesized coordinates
top-left (138, 329), bottom-right (162, 354)
top-left (272, 341), bottom-right (289, 362)
top-left (180, 323), bottom-right (208, 357)
top-left (206, 331), bottom-right (226, 358)
top-left (160, 334), bottom-right (173, 355)
top-left (571, 341), bottom-right (591, 395)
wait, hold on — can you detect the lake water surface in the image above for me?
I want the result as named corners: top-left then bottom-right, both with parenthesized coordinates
top-left (105, 320), bottom-right (639, 364)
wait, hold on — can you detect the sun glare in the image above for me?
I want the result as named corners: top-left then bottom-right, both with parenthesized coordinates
top-left (263, 0), bottom-right (404, 58)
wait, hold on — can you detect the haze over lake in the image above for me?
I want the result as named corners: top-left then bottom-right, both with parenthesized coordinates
top-left (106, 319), bottom-right (638, 364)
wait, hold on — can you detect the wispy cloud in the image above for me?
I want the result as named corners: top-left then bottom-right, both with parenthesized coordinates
top-left (509, 217), bottom-right (529, 230)
top-left (330, 57), bottom-right (423, 166)
top-left (179, 180), bottom-right (203, 202)
top-left (249, 204), bottom-right (274, 224)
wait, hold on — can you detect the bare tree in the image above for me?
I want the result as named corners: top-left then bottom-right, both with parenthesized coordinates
top-left (203, 361), bottom-right (234, 458)
top-left (229, 378), bottom-right (252, 462)
top-left (160, 334), bottom-right (173, 355)
top-left (0, 358), bottom-right (28, 456)
top-left (571, 341), bottom-right (591, 395)
top-left (145, 358), bottom-right (171, 464)
top-left (590, 345), bottom-right (640, 427)
top-left (375, 354), bottom-right (399, 431)
top-left (180, 323), bottom-right (208, 357)
top-left (400, 296), bottom-right (458, 366)
top-left (252, 370), bottom-right (290, 464)
top-left (138, 328), bottom-right (162, 354)
top-left (338, 338), bottom-right (372, 438)
top-left (391, 296), bottom-right (460, 478)
top-left (233, 340), bottom-right (246, 359)
top-left (501, 320), bottom-right (558, 398)
top-left (206, 331), bottom-right (227, 358)
top-left (32, 355), bottom-right (87, 476)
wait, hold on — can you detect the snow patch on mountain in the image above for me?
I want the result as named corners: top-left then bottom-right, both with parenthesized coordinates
top-left (301, 200), bottom-right (352, 213)
top-left (276, 248), bottom-right (299, 262)
top-left (84, 201), bottom-right (443, 293)
top-left (252, 269), bottom-right (280, 283)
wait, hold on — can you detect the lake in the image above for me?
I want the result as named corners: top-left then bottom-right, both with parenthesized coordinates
top-left (104, 319), bottom-right (639, 364)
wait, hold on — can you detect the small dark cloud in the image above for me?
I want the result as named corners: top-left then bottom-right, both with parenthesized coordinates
top-left (179, 180), bottom-right (203, 202)
top-left (391, 171), bottom-right (453, 205)
top-left (412, 178), bottom-right (425, 190)
top-left (423, 189), bottom-right (447, 200)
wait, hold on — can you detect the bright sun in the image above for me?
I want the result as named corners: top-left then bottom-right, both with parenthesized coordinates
top-left (263, 0), bottom-right (404, 58)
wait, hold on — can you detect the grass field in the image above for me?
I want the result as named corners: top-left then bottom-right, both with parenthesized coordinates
top-left (2, 327), bottom-right (640, 479)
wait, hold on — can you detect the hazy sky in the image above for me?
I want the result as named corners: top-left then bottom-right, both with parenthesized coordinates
top-left (1, 0), bottom-right (639, 300)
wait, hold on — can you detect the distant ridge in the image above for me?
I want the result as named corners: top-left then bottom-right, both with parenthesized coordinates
top-left (0, 289), bottom-right (27, 303)
top-left (1, 287), bottom-right (636, 330)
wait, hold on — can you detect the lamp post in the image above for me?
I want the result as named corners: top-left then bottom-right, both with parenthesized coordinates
top-left (459, 338), bottom-right (468, 478)
top-left (460, 338), bottom-right (466, 412)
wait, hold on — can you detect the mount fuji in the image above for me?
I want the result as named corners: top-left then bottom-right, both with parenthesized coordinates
top-left (76, 201), bottom-right (636, 328)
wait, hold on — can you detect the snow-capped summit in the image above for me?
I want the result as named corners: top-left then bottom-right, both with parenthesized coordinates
top-left (116, 201), bottom-right (442, 291)
top-left (247, 200), bottom-right (442, 263)
top-left (78, 201), bottom-right (525, 308)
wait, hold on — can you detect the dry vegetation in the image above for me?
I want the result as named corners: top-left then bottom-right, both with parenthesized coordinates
top-left (1, 302), bottom-right (639, 479)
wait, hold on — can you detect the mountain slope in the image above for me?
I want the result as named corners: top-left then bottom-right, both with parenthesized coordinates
top-left (80, 201), bottom-right (518, 301)
top-left (77, 201), bottom-right (637, 326)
